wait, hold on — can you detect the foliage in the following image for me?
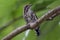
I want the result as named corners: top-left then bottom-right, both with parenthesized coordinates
top-left (0, 0), bottom-right (60, 40)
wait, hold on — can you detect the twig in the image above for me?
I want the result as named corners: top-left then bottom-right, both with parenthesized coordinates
top-left (2, 6), bottom-right (60, 40)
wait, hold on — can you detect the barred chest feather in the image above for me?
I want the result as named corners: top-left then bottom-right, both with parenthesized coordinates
top-left (24, 9), bottom-right (36, 23)
top-left (26, 9), bottom-right (33, 22)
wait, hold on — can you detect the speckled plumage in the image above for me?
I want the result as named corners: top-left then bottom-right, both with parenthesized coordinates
top-left (23, 4), bottom-right (40, 36)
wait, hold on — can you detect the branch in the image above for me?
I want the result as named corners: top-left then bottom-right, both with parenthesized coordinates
top-left (2, 6), bottom-right (60, 40)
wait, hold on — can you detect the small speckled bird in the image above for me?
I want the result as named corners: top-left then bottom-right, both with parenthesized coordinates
top-left (23, 4), bottom-right (40, 36)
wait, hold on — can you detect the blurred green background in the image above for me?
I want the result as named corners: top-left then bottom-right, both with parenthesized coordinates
top-left (0, 0), bottom-right (60, 40)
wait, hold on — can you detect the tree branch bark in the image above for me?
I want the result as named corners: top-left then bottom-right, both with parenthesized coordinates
top-left (2, 6), bottom-right (60, 40)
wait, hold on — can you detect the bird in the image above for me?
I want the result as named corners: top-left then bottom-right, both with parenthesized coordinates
top-left (23, 4), bottom-right (40, 36)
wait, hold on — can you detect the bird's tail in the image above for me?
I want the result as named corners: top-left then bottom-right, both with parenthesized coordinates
top-left (35, 27), bottom-right (40, 36)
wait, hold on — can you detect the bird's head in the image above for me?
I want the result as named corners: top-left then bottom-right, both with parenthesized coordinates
top-left (24, 4), bottom-right (32, 13)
